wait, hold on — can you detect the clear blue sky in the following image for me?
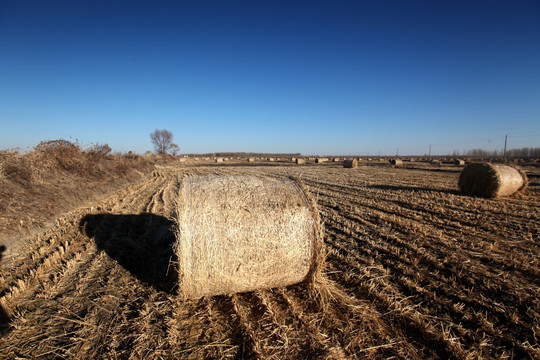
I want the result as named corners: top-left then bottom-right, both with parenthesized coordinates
top-left (1, 0), bottom-right (539, 155)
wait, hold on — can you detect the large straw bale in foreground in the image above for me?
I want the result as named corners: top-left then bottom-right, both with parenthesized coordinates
top-left (458, 163), bottom-right (528, 198)
top-left (175, 175), bottom-right (324, 298)
top-left (343, 159), bottom-right (357, 168)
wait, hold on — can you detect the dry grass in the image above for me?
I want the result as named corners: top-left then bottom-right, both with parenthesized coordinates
top-left (0, 140), bottom-right (153, 253)
top-left (1, 161), bottom-right (539, 359)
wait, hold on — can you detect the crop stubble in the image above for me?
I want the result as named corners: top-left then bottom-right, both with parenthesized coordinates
top-left (1, 162), bottom-right (539, 359)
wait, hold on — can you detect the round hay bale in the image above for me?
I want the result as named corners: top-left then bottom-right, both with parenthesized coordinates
top-left (458, 163), bottom-right (528, 198)
top-left (215, 158), bottom-right (223, 163)
top-left (247, 157), bottom-right (255, 162)
top-left (343, 159), bottom-right (357, 168)
top-left (390, 158), bottom-right (403, 166)
top-left (431, 160), bottom-right (441, 167)
top-left (315, 158), bottom-right (326, 164)
top-left (296, 158), bottom-right (306, 165)
top-left (175, 175), bottom-right (324, 298)
top-left (454, 159), bottom-right (465, 166)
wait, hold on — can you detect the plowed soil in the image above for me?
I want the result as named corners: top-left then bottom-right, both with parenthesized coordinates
top-left (1, 161), bottom-right (539, 359)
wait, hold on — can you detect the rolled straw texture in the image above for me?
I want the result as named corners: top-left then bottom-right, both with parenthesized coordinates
top-left (458, 163), bottom-right (528, 198)
top-left (175, 175), bottom-right (323, 298)
top-left (343, 159), bottom-right (357, 168)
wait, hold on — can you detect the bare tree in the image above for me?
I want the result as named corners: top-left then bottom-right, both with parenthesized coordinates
top-left (170, 143), bottom-right (180, 156)
top-left (150, 129), bottom-right (179, 155)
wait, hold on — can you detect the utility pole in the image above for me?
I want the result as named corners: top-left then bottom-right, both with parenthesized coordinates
top-left (428, 144), bottom-right (431, 160)
top-left (396, 148), bottom-right (399, 157)
top-left (503, 134), bottom-right (508, 162)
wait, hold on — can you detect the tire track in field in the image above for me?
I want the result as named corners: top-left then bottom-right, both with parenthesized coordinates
top-left (0, 170), bottom-right (182, 359)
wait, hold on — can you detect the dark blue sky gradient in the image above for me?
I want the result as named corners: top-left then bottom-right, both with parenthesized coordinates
top-left (1, 1), bottom-right (539, 155)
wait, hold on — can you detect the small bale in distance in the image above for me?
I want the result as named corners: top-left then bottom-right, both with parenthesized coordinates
top-left (175, 175), bottom-right (324, 298)
top-left (454, 159), bottom-right (465, 166)
top-left (296, 158), bottom-right (306, 165)
top-left (431, 160), bottom-right (441, 167)
top-left (215, 158), bottom-right (223, 163)
top-left (316, 158), bottom-right (327, 164)
top-left (343, 159), bottom-right (357, 168)
top-left (458, 163), bottom-right (528, 198)
top-left (247, 157), bottom-right (255, 162)
top-left (390, 158), bottom-right (403, 166)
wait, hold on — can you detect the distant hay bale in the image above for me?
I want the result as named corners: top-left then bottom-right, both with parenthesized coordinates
top-left (431, 160), bottom-right (441, 167)
top-left (215, 158), bottom-right (223, 163)
top-left (174, 175), bottom-right (324, 298)
top-left (291, 157), bottom-right (296, 162)
top-left (315, 158), bottom-right (327, 164)
top-left (343, 159), bottom-right (357, 168)
top-left (390, 159), bottom-right (403, 166)
top-left (296, 158), bottom-right (306, 165)
top-left (247, 157), bottom-right (255, 162)
top-left (269, 157), bottom-right (275, 162)
top-left (454, 159), bottom-right (465, 166)
top-left (458, 163), bottom-right (528, 198)
top-left (333, 158), bottom-right (340, 162)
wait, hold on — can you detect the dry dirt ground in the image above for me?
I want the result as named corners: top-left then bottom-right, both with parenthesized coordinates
top-left (1, 160), bottom-right (539, 359)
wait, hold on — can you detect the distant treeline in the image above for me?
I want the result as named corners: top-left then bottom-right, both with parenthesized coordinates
top-left (182, 152), bottom-right (302, 157)
top-left (463, 147), bottom-right (540, 158)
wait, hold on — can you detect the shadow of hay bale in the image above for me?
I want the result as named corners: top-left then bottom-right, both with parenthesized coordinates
top-left (0, 245), bottom-right (10, 334)
top-left (79, 213), bottom-right (177, 293)
top-left (368, 184), bottom-right (460, 195)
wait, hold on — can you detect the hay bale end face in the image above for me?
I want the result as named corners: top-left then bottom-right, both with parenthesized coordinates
top-left (343, 159), bottom-right (357, 168)
top-left (458, 163), bottom-right (528, 198)
top-left (390, 159), bottom-right (403, 166)
top-left (296, 158), bottom-right (306, 165)
top-left (175, 175), bottom-right (324, 298)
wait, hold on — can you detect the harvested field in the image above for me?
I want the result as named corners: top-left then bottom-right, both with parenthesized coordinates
top-left (1, 162), bottom-right (539, 359)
